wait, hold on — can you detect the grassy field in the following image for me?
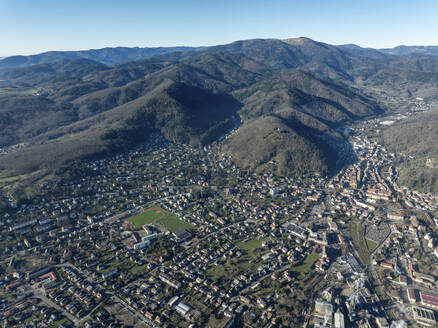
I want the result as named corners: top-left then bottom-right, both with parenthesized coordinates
top-left (347, 220), bottom-right (371, 266)
top-left (237, 238), bottom-right (268, 251)
top-left (0, 86), bottom-right (37, 95)
top-left (291, 253), bottom-right (318, 279)
top-left (49, 318), bottom-right (73, 328)
top-left (207, 265), bottom-right (227, 282)
top-left (127, 207), bottom-right (164, 228)
top-left (207, 315), bottom-right (234, 328)
top-left (126, 206), bottom-right (195, 232)
top-left (366, 238), bottom-right (378, 253)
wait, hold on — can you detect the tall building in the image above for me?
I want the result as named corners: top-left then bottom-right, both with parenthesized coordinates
top-left (334, 311), bottom-right (345, 328)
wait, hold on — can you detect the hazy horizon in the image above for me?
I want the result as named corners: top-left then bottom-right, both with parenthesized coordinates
top-left (1, 37), bottom-right (438, 58)
top-left (1, 0), bottom-right (438, 57)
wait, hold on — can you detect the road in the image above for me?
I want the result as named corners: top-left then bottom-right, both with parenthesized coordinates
top-left (32, 289), bottom-right (79, 325)
top-left (231, 263), bottom-right (291, 299)
top-left (56, 262), bottom-right (156, 328)
top-left (183, 218), bottom-right (257, 250)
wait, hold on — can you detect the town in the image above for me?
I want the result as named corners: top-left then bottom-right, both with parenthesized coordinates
top-left (1, 109), bottom-right (438, 328)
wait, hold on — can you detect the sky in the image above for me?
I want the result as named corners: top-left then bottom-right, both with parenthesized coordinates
top-left (1, 0), bottom-right (437, 57)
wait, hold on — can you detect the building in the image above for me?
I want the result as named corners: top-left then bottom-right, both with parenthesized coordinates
top-left (282, 221), bottom-right (306, 239)
top-left (142, 233), bottom-right (158, 242)
top-left (412, 306), bottom-right (436, 327)
top-left (399, 275), bottom-right (407, 285)
top-left (102, 269), bottom-right (117, 280)
top-left (269, 188), bottom-right (279, 196)
top-left (315, 299), bottom-right (333, 315)
top-left (334, 311), bottom-right (345, 328)
top-left (314, 298), bottom-right (333, 327)
top-left (159, 274), bottom-right (181, 289)
top-left (420, 290), bottom-right (438, 309)
top-left (133, 240), bottom-right (150, 250)
top-left (416, 272), bottom-right (435, 283)
top-left (10, 219), bottom-right (37, 232)
top-left (380, 262), bottom-right (393, 270)
top-left (175, 302), bottom-right (190, 316)
top-left (407, 288), bottom-right (417, 304)
top-left (375, 317), bottom-right (389, 328)
top-left (387, 213), bottom-right (404, 220)
top-left (168, 296), bottom-right (179, 307)
top-left (27, 267), bottom-right (51, 280)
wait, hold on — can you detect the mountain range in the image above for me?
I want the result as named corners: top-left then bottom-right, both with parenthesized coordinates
top-left (1, 37), bottom-right (438, 181)
top-left (0, 46), bottom-right (203, 73)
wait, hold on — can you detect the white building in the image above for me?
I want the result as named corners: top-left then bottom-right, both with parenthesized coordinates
top-left (334, 311), bottom-right (345, 328)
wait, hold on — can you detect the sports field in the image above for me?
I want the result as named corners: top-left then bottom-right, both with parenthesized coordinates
top-left (126, 206), bottom-right (195, 232)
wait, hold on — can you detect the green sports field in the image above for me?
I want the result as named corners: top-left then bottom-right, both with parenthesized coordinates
top-left (126, 206), bottom-right (195, 232)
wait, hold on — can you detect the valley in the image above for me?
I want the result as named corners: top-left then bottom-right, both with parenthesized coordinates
top-left (0, 98), bottom-right (437, 327)
top-left (0, 37), bottom-right (438, 328)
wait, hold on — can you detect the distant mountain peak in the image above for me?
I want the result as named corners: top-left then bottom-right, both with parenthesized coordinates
top-left (0, 46), bottom-right (202, 72)
top-left (379, 45), bottom-right (438, 56)
top-left (282, 37), bottom-right (316, 45)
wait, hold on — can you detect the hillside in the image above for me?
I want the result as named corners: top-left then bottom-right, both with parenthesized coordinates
top-left (234, 70), bottom-right (379, 122)
top-left (379, 45), bottom-right (438, 56)
top-left (0, 46), bottom-right (202, 72)
top-left (382, 110), bottom-right (438, 193)
top-left (224, 70), bottom-right (377, 176)
top-left (0, 80), bottom-right (240, 174)
top-left (1, 37), bottom-right (438, 181)
top-left (223, 111), bottom-right (341, 176)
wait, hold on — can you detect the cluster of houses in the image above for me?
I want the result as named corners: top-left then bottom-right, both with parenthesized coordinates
top-left (1, 119), bottom-right (438, 327)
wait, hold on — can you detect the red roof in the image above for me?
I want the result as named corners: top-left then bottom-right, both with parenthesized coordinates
top-left (421, 291), bottom-right (438, 307)
top-left (381, 262), bottom-right (393, 268)
top-left (38, 271), bottom-right (57, 282)
top-left (5, 281), bottom-right (22, 292)
top-left (408, 288), bottom-right (416, 300)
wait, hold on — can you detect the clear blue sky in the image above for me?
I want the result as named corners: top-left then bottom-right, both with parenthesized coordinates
top-left (1, 0), bottom-right (437, 56)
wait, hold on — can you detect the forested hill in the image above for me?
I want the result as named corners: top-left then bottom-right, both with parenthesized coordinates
top-left (0, 46), bottom-right (202, 72)
top-left (1, 37), bottom-right (437, 180)
top-left (382, 110), bottom-right (438, 193)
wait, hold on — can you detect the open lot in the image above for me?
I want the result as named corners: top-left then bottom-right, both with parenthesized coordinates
top-left (105, 301), bottom-right (145, 328)
top-left (126, 206), bottom-right (195, 232)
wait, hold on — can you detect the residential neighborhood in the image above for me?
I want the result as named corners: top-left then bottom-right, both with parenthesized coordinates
top-left (1, 109), bottom-right (438, 328)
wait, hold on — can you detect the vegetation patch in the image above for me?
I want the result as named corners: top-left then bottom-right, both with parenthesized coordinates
top-left (236, 238), bottom-right (268, 252)
top-left (206, 265), bottom-right (227, 283)
top-left (127, 207), bottom-right (165, 228)
top-left (126, 206), bottom-right (195, 232)
top-left (346, 220), bottom-right (370, 266)
top-left (366, 238), bottom-right (378, 253)
top-left (0, 86), bottom-right (37, 95)
top-left (382, 110), bottom-right (438, 193)
top-left (291, 253), bottom-right (318, 279)
top-left (158, 214), bottom-right (195, 232)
